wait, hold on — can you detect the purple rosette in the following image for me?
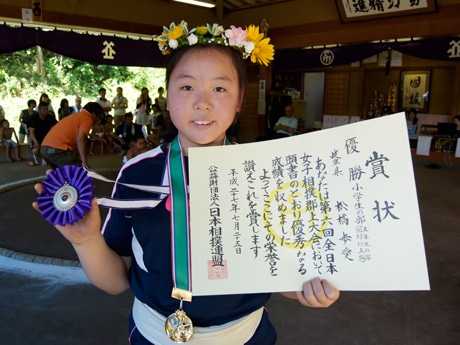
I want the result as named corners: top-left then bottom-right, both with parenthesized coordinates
top-left (37, 165), bottom-right (95, 226)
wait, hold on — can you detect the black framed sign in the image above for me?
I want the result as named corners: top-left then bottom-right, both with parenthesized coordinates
top-left (335, 0), bottom-right (437, 23)
top-left (400, 70), bottom-right (431, 113)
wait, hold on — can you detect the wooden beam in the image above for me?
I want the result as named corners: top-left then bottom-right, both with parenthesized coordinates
top-left (270, 4), bottom-right (460, 49)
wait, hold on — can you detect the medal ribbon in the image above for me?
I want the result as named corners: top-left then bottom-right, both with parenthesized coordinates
top-left (167, 136), bottom-right (192, 298)
top-left (167, 136), bottom-right (232, 301)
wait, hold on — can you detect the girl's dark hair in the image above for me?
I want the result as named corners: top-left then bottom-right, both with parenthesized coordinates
top-left (60, 98), bottom-right (69, 108)
top-left (27, 99), bottom-right (36, 107)
top-left (408, 108), bottom-right (418, 125)
top-left (161, 44), bottom-right (247, 143)
top-left (39, 93), bottom-right (50, 104)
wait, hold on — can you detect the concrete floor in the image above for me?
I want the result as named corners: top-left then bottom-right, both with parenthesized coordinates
top-left (0, 152), bottom-right (459, 344)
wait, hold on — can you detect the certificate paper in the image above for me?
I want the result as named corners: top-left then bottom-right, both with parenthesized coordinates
top-left (189, 113), bottom-right (430, 295)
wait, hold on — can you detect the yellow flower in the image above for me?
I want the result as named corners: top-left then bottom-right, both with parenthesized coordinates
top-left (251, 37), bottom-right (274, 66)
top-left (246, 25), bottom-right (264, 45)
top-left (168, 26), bottom-right (184, 40)
top-left (196, 26), bottom-right (208, 35)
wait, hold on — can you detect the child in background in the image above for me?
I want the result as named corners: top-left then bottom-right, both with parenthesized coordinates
top-left (104, 114), bottom-right (116, 153)
top-left (89, 115), bottom-right (107, 155)
top-left (34, 21), bottom-right (339, 344)
top-left (123, 134), bottom-right (148, 163)
top-left (148, 103), bottom-right (162, 133)
top-left (1, 119), bottom-right (22, 161)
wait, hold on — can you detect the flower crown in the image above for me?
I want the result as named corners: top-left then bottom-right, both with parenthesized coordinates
top-left (153, 21), bottom-right (275, 66)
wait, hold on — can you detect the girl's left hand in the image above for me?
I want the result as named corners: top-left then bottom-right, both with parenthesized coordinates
top-left (296, 277), bottom-right (340, 308)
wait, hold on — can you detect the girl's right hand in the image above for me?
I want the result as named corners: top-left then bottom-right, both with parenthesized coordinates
top-left (32, 179), bottom-right (102, 245)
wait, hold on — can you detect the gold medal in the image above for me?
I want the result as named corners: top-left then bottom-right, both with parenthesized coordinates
top-left (165, 289), bottom-right (194, 343)
top-left (165, 308), bottom-right (194, 343)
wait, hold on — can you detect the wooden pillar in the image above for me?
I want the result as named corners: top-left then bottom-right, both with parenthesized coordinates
top-left (451, 62), bottom-right (460, 116)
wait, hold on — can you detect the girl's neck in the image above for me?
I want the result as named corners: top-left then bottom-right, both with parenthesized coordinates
top-left (177, 135), bottom-right (226, 156)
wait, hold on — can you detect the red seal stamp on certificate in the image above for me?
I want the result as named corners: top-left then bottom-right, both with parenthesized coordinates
top-left (207, 260), bottom-right (228, 280)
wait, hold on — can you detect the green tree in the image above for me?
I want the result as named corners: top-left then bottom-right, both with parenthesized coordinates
top-left (0, 47), bottom-right (165, 123)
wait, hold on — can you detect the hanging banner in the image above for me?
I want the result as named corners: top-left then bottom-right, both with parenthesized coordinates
top-left (0, 26), bottom-right (37, 54)
top-left (39, 30), bottom-right (165, 67)
top-left (0, 25), bottom-right (458, 67)
top-left (275, 38), bottom-right (460, 70)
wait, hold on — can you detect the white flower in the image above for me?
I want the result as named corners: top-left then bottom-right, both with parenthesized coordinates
top-left (243, 41), bottom-right (255, 54)
top-left (188, 33), bottom-right (198, 45)
top-left (169, 39), bottom-right (178, 49)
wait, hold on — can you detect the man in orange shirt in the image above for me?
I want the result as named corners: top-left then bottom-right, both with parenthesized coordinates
top-left (40, 102), bottom-right (104, 169)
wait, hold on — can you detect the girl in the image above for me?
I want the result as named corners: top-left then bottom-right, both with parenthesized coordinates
top-left (58, 98), bottom-right (75, 120)
top-left (135, 87), bottom-right (152, 127)
top-left (154, 86), bottom-right (167, 114)
top-left (34, 22), bottom-right (339, 344)
top-left (18, 99), bottom-right (38, 144)
top-left (35, 93), bottom-right (55, 118)
top-left (406, 108), bottom-right (422, 136)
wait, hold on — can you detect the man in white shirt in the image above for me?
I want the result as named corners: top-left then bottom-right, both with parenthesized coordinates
top-left (273, 104), bottom-right (297, 138)
top-left (112, 86), bottom-right (128, 129)
top-left (96, 88), bottom-right (112, 118)
top-left (72, 96), bottom-right (83, 113)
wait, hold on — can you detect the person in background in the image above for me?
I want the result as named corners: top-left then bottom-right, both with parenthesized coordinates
top-left (89, 114), bottom-right (107, 156)
top-left (135, 87), bottom-right (152, 128)
top-left (454, 115), bottom-right (460, 136)
top-left (28, 101), bottom-right (57, 166)
top-left (96, 88), bottom-right (112, 118)
top-left (58, 98), bottom-right (74, 120)
top-left (40, 102), bottom-right (104, 169)
top-left (123, 133), bottom-right (148, 163)
top-left (104, 114), bottom-right (116, 153)
top-left (148, 103), bottom-right (162, 133)
top-left (154, 86), bottom-right (167, 114)
top-left (113, 112), bottom-right (144, 156)
top-left (18, 99), bottom-right (37, 144)
top-left (0, 104), bottom-right (4, 121)
top-left (146, 131), bottom-right (160, 148)
top-left (72, 96), bottom-right (83, 113)
top-left (1, 119), bottom-right (22, 161)
top-left (35, 93), bottom-right (55, 118)
top-left (406, 108), bottom-right (422, 149)
top-left (273, 104), bottom-right (297, 138)
top-left (406, 108), bottom-right (422, 136)
top-left (112, 86), bottom-right (129, 129)
top-left (155, 109), bottom-right (172, 143)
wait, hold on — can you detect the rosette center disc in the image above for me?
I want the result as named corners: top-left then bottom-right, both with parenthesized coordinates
top-left (53, 184), bottom-right (79, 211)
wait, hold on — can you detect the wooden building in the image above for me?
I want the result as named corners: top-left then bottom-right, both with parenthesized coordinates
top-left (0, 0), bottom-right (459, 141)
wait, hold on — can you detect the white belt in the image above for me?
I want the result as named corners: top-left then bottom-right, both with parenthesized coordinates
top-left (133, 297), bottom-right (263, 345)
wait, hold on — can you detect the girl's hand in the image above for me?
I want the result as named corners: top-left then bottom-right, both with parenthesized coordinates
top-left (280, 277), bottom-right (340, 308)
top-left (296, 277), bottom-right (340, 308)
top-left (32, 178), bottom-right (102, 246)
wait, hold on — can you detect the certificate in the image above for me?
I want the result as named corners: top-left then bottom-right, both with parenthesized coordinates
top-left (189, 113), bottom-right (430, 295)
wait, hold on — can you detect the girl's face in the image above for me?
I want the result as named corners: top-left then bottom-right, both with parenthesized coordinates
top-left (167, 48), bottom-right (242, 153)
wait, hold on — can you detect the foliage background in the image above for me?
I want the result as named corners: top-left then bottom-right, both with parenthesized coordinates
top-left (0, 47), bottom-right (166, 128)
